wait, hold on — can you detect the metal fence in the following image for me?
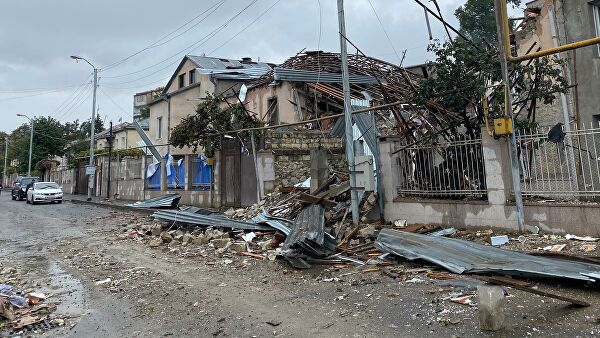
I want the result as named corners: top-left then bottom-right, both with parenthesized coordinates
top-left (395, 138), bottom-right (487, 199)
top-left (516, 123), bottom-right (600, 200)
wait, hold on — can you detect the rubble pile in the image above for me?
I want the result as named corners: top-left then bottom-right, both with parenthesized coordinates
top-left (0, 266), bottom-right (65, 335)
top-left (119, 175), bottom-right (382, 268)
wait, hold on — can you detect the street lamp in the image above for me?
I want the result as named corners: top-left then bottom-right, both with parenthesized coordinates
top-left (16, 113), bottom-right (33, 176)
top-left (70, 55), bottom-right (98, 201)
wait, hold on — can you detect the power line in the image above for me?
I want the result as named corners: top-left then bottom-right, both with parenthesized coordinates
top-left (101, 0), bottom-right (226, 71)
top-left (208, 0), bottom-right (281, 55)
top-left (0, 83), bottom-right (86, 94)
top-left (101, 0), bottom-right (260, 85)
top-left (101, 75), bottom-right (171, 91)
top-left (59, 89), bottom-right (93, 122)
top-left (99, 87), bottom-right (130, 121)
top-left (367, 0), bottom-right (403, 65)
top-left (55, 83), bottom-right (92, 121)
top-left (51, 75), bottom-right (93, 116)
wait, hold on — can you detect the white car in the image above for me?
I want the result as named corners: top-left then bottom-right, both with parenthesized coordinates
top-left (26, 182), bottom-right (63, 205)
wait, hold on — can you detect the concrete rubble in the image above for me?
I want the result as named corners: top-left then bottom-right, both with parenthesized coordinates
top-left (97, 174), bottom-right (600, 334)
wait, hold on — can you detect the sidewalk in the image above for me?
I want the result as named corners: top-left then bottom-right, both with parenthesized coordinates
top-left (67, 194), bottom-right (155, 214)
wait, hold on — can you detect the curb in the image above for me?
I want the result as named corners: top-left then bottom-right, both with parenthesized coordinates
top-left (70, 199), bottom-right (156, 215)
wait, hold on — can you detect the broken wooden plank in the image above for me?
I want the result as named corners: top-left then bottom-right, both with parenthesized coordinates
top-left (478, 276), bottom-right (590, 307)
top-left (297, 192), bottom-right (337, 209)
top-left (316, 181), bottom-right (350, 199)
top-left (279, 186), bottom-right (309, 193)
top-left (397, 224), bottom-right (441, 234)
top-left (312, 175), bottom-right (337, 195)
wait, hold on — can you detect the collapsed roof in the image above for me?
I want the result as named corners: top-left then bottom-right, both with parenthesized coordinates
top-left (251, 51), bottom-right (422, 105)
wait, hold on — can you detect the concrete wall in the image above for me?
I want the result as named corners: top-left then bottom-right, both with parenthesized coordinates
top-left (379, 128), bottom-right (600, 236)
top-left (227, 82), bottom-right (304, 124)
top-left (264, 131), bottom-right (346, 187)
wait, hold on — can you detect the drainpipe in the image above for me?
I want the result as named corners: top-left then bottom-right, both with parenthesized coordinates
top-left (167, 95), bottom-right (171, 153)
top-left (549, 5), bottom-right (578, 192)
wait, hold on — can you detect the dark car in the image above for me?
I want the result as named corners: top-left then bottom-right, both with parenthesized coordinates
top-left (11, 176), bottom-right (40, 201)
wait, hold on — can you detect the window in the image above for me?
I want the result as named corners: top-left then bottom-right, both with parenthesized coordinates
top-left (121, 137), bottom-right (126, 148)
top-left (594, 4), bottom-right (600, 56)
top-left (135, 95), bottom-right (144, 103)
top-left (178, 74), bottom-right (185, 88)
top-left (189, 69), bottom-right (196, 85)
top-left (157, 117), bottom-right (163, 139)
top-left (266, 97), bottom-right (279, 124)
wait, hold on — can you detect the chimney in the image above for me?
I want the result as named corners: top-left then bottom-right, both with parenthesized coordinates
top-left (241, 57), bottom-right (252, 63)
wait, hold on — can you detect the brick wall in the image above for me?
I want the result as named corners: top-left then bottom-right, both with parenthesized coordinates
top-left (264, 131), bottom-right (347, 187)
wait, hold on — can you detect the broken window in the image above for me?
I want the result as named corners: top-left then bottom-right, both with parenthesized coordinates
top-left (266, 97), bottom-right (279, 125)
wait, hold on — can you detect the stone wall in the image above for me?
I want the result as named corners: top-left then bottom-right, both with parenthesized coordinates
top-left (264, 131), bottom-right (347, 187)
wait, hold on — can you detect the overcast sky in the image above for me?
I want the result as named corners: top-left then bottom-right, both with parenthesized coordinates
top-left (0, 0), bottom-right (506, 133)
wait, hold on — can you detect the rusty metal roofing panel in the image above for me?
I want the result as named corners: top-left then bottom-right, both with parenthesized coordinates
top-left (375, 229), bottom-right (600, 282)
top-left (282, 204), bottom-right (336, 257)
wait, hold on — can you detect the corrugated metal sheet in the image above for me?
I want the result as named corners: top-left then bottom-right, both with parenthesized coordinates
top-left (273, 68), bottom-right (378, 84)
top-left (282, 205), bottom-right (336, 257)
top-left (188, 55), bottom-right (272, 71)
top-left (375, 229), bottom-right (600, 282)
top-left (128, 194), bottom-right (181, 209)
top-left (251, 211), bottom-right (292, 235)
top-left (152, 209), bottom-right (272, 231)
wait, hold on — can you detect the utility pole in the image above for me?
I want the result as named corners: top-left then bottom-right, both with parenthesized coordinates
top-left (16, 113), bottom-right (34, 177)
top-left (337, 0), bottom-right (360, 225)
top-left (3, 138), bottom-right (8, 187)
top-left (494, 0), bottom-right (524, 233)
top-left (71, 55), bottom-right (99, 201)
top-left (107, 121), bottom-right (113, 199)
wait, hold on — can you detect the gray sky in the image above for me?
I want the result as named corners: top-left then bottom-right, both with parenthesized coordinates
top-left (0, 0), bottom-right (475, 133)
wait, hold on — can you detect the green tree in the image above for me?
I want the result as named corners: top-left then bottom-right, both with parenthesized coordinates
top-left (171, 94), bottom-right (262, 157)
top-left (455, 0), bottom-right (520, 47)
top-left (79, 114), bottom-right (105, 138)
top-left (411, 0), bottom-right (567, 138)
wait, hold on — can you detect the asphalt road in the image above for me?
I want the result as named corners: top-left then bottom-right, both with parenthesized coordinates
top-left (1, 193), bottom-right (600, 337)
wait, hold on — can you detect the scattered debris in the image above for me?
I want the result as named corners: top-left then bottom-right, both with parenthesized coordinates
top-left (565, 234), bottom-right (599, 242)
top-left (375, 229), bottom-right (600, 282)
top-left (543, 244), bottom-right (566, 252)
top-left (490, 235), bottom-right (509, 246)
top-left (128, 194), bottom-right (181, 209)
top-left (478, 276), bottom-right (590, 307)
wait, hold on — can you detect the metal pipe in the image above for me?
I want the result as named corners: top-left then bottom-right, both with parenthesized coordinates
top-left (107, 121), bottom-right (113, 199)
top-left (499, 0), bottom-right (600, 63)
top-left (3, 138), bottom-right (8, 188)
top-left (495, 0), bottom-right (524, 233)
top-left (337, 0), bottom-right (360, 225)
top-left (16, 114), bottom-right (33, 176)
top-left (548, 5), bottom-right (578, 193)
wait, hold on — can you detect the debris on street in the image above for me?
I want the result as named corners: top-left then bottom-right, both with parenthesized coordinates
top-left (0, 277), bottom-right (64, 334)
top-left (375, 229), bottom-right (600, 282)
top-left (127, 193), bottom-right (181, 209)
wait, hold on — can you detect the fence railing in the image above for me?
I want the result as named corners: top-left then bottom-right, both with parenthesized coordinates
top-left (516, 123), bottom-right (600, 199)
top-left (395, 138), bottom-right (487, 199)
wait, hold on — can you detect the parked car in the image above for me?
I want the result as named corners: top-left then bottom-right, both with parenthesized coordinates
top-left (11, 176), bottom-right (40, 201)
top-left (26, 182), bottom-right (63, 205)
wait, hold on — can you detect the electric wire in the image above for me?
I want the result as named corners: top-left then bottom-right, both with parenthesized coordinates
top-left (101, 0), bottom-right (226, 71)
top-left (51, 75), bottom-right (93, 116)
top-left (54, 83), bottom-right (93, 121)
top-left (367, 0), bottom-right (403, 65)
top-left (207, 0), bottom-right (281, 55)
top-left (102, 0), bottom-right (259, 84)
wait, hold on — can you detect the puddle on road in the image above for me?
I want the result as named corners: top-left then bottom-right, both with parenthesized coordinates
top-left (48, 261), bottom-right (86, 317)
